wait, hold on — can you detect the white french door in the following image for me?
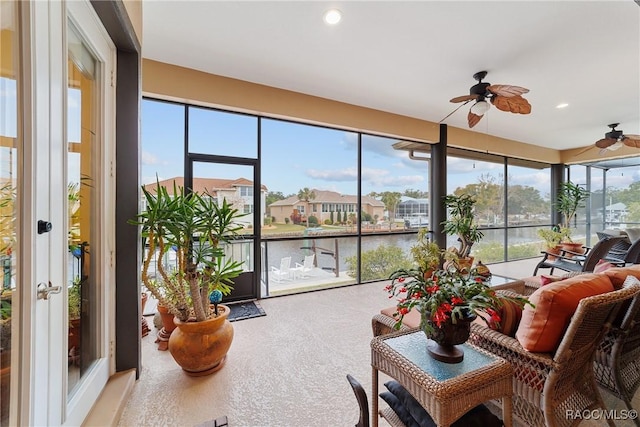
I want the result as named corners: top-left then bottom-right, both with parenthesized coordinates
top-left (10, 1), bottom-right (116, 425)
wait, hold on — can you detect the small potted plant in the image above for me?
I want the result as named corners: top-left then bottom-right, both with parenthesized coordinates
top-left (536, 227), bottom-right (564, 258)
top-left (131, 180), bottom-right (246, 375)
top-left (386, 265), bottom-right (529, 363)
top-left (410, 228), bottom-right (442, 277)
top-left (556, 181), bottom-right (590, 253)
top-left (441, 193), bottom-right (483, 272)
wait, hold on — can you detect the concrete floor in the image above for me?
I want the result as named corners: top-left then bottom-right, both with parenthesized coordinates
top-left (118, 258), bottom-right (639, 427)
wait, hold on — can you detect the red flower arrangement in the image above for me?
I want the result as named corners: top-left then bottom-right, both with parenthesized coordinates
top-left (386, 266), bottom-right (528, 335)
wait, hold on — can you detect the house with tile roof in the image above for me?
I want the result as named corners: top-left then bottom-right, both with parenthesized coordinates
top-left (268, 189), bottom-right (385, 225)
top-left (143, 177), bottom-right (267, 227)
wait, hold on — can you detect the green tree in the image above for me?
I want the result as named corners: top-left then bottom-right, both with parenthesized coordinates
top-left (297, 187), bottom-right (316, 227)
top-left (378, 191), bottom-right (402, 222)
top-left (454, 174), bottom-right (503, 225)
top-left (507, 185), bottom-right (547, 216)
top-left (266, 191), bottom-right (285, 207)
top-left (345, 244), bottom-right (412, 281)
top-left (404, 189), bottom-right (428, 199)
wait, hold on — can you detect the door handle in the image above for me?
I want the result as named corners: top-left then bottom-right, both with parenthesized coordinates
top-left (37, 281), bottom-right (62, 300)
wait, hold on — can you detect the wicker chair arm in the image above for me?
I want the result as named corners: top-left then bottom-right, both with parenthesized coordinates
top-left (372, 313), bottom-right (412, 337)
top-left (469, 323), bottom-right (556, 367)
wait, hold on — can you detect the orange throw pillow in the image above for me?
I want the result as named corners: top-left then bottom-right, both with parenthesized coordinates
top-left (515, 273), bottom-right (614, 352)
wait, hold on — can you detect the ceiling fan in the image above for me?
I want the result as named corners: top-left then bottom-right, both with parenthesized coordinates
top-left (594, 123), bottom-right (640, 154)
top-left (449, 71), bottom-right (531, 128)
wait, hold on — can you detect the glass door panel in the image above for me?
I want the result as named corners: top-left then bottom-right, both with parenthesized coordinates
top-left (0, 2), bottom-right (19, 425)
top-left (190, 161), bottom-right (258, 302)
top-left (67, 21), bottom-right (99, 394)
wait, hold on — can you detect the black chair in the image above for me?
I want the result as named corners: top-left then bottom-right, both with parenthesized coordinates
top-left (533, 236), bottom-right (627, 275)
top-left (346, 374), bottom-right (369, 427)
top-left (604, 238), bottom-right (640, 266)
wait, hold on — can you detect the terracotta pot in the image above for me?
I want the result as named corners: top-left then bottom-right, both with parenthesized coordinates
top-left (157, 304), bottom-right (177, 334)
top-left (168, 305), bottom-right (234, 376)
top-left (561, 242), bottom-right (586, 257)
top-left (456, 256), bottom-right (474, 273)
top-left (546, 245), bottom-right (562, 261)
top-left (155, 304), bottom-right (177, 351)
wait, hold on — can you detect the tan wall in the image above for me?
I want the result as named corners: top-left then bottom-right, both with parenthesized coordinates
top-left (123, 0), bottom-right (143, 44)
top-left (142, 59), bottom-right (566, 164)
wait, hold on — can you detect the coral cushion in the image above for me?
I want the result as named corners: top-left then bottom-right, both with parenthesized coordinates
top-left (603, 264), bottom-right (640, 289)
top-left (594, 259), bottom-right (614, 273)
top-left (540, 275), bottom-right (563, 286)
top-left (380, 306), bottom-right (421, 329)
top-left (515, 273), bottom-right (614, 352)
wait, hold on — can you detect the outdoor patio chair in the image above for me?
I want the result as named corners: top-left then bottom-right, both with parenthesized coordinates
top-left (604, 237), bottom-right (640, 266)
top-left (594, 279), bottom-right (640, 426)
top-left (346, 374), bottom-right (369, 427)
top-left (532, 235), bottom-right (626, 275)
top-left (293, 254), bottom-right (315, 279)
top-left (469, 278), bottom-right (640, 427)
top-left (270, 256), bottom-right (292, 282)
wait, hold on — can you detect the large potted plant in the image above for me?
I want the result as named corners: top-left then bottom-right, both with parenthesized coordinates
top-left (556, 181), bottom-right (590, 253)
top-left (441, 193), bottom-right (483, 272)
top-left (131, 181), bottom-right (245, 375)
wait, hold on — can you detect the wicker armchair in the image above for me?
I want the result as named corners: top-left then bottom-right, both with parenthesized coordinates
top-left (594, 280), bottom-right (640, 426)
top-left (468, 280), bottom-right (640, 427)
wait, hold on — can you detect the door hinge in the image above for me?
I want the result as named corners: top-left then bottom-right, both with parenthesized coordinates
top-left (110, 69), bottom-right (115, 87)
top-left (110, 160), bottom-right (114, 178)
top-left (110, 250), bottom-right (114, 268)
top-left (109, 340), bottom-right (114, 358)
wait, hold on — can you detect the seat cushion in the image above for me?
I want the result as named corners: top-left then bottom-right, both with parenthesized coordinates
top-left (384, 380), bottom-right (502, 427)
top-left (515, 273), bottom-right (615, 352)
top-left (603, 264), bottom-right (640, 288)
top-left (475, 297), bottom-right (524, 337)
top-left (380, 305), bottom-right (421, 329)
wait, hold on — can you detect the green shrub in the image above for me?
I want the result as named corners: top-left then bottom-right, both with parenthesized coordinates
top-left (345, 244), bottom-right (412, 281)
top-left (308, 215), bottom-right (318, 225)
top-left (284, 217), bottom-right (290, 224)
top-left (324, 219), bottom-right (332, 225)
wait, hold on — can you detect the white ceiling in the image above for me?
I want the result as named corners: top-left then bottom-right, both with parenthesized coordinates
top-left (142, 1), bottom-right (640, 152)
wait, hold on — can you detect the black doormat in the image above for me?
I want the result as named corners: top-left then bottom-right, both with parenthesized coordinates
top-left (226, 301), bottom-right (266, 322)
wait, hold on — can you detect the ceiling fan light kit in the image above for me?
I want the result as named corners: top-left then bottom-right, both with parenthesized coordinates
top-left (449, 70), bottom-right (531, 128)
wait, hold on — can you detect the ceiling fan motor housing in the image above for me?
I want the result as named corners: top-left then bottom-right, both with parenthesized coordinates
top-left (470, 82), bottom-right (490, 97)
top-left (606, 129), bottom-right (624, 141)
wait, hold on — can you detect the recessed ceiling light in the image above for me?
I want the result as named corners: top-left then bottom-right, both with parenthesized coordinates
top-left (556, 103), bottom-right (569, 109)
top-left (323, 9), bottom-right (342, 25)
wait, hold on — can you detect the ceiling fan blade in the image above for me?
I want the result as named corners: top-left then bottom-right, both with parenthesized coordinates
top-left (491, 95), bottom-right (531, 114)
top-left (468, 111), bottom-right (483, 128)
top-left (595, 137), bottom-right (617, 149)
top-left (487, 84), bottom-right (529, 97)
top-left (450, 94), bottom-right (477, 103)
top-left (622, 135), bottom-right (640, 148)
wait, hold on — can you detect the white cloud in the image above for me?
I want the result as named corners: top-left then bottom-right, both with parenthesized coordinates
top-left (142, 150), bottom-right (159, 165)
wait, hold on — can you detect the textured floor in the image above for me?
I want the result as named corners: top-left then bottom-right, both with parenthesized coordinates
top-left (118, 258), bottom-right (639, 427)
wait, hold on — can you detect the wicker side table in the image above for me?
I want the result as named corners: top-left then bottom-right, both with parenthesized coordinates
top-left (371, 329), bottom-right (513, 427)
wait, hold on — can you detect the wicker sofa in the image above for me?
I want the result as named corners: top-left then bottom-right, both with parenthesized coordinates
top-left (374, 266), bottom-right (640, 427)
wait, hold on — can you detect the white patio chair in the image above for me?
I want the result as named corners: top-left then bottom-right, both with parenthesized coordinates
top-left (294, 254), bottom-right (315, 279)
top-left (270, 256), bottom-right (292, 283)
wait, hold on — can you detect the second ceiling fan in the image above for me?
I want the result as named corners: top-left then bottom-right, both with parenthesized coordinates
top-left (450, 71), bottom-right (531, 128)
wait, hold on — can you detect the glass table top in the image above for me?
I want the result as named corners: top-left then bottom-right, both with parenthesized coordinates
top-left (384, 331), bottom-right (498, 382)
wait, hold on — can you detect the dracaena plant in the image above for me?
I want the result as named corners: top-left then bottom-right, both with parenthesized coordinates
top-left (131, 180), bottom-right (246, 322)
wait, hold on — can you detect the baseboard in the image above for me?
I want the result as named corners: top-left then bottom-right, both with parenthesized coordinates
top-left (82, 369), bottom-right (136, 427)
